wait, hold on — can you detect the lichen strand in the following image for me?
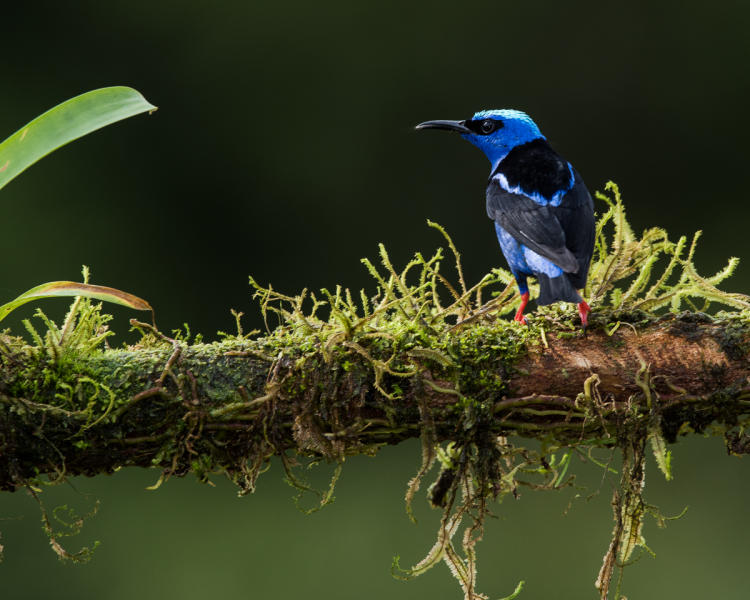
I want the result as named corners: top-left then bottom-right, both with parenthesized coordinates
top-left (1, 183), bottom-right (750, 599)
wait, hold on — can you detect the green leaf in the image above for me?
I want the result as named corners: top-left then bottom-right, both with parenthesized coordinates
top-left (0, 86), bottom-right (156, 191)
top-left (0, 281), bottom-right (152, 323)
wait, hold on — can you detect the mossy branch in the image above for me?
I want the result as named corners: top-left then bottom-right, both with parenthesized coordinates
top-left (2, 305), bottom-right (749, 598)
top-left (2, 307), bottom-right (748, 489)
top-left (1, 183), bottom-right (749, 599)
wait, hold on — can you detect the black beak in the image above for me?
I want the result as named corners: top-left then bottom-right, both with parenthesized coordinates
top-left (415, 119), bottom-right (471, 134)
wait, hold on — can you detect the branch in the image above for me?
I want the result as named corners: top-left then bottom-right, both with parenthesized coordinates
top-left (1, 310), bottom-right (748, 492)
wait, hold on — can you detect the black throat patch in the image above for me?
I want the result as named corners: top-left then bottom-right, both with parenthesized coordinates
top-left (494, 138), bottom-right (571, 199)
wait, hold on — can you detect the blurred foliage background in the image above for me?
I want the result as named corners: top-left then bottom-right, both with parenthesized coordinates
top-left (1, 1), bottom-right (748, 598)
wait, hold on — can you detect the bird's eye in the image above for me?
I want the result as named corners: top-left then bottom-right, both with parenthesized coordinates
top-left (480, 119), bottom-right (495, 134)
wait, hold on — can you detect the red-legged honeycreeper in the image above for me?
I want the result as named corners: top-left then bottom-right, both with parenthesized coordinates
top-left (416, 109), bottom-right (595, 327)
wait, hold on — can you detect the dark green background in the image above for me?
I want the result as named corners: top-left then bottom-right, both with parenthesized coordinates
top-left (1, 2), bottom-right (748, 598)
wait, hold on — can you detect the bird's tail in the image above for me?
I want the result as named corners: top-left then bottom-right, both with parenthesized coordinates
top-left (536, 273), bottom-right (582, 305)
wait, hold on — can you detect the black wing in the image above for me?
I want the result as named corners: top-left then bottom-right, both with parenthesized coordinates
top-left (486, 179), bottom-right (579, 273)
top-left (550, 170), bottom-right (595, 288)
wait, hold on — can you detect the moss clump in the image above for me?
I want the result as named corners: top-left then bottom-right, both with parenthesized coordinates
top-left (712, 310), bottom-right (750, 360)
top-left (586, 182), bottom-right (748, 314)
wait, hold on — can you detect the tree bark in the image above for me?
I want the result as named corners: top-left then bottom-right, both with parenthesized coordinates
top-left (1, 311), bottom-right (748, 492)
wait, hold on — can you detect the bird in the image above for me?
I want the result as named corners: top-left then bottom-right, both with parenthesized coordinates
top-left (415, 109), bottom-right (595, 327)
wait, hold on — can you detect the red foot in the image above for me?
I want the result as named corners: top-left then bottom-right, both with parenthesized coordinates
top-left (578, 300), bottom-right (591, 329)
top-left (514, 292), bottom-right (530, 324)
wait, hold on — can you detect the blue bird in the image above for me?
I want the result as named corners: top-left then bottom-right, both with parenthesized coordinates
top-left (416, 109), bottom-right (595, 327)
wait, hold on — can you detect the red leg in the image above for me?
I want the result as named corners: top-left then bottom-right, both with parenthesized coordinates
top-left (577, 300), bottom-right (590, 329)
top-left (514, 291), bottom-right (530, 324)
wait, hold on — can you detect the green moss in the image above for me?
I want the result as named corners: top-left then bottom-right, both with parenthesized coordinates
top-left (713, 310), bottom-right (750, 361)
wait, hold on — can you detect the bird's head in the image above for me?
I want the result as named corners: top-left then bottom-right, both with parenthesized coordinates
top-left (416, 109), bottom-right (544, 170)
